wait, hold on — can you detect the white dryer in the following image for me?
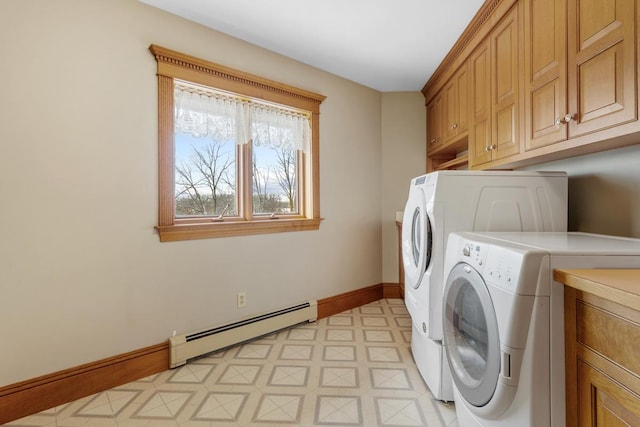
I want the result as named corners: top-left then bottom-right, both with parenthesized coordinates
top-left (443, 231), bottom-right (640, 426)
top-left (401, 171), bottom-right (567, 401)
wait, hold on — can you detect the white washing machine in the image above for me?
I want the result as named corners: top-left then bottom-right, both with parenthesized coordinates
top-left (401, 171), bottom-right (567, 401)
top-left (443, 231), bottom-right (640, 426)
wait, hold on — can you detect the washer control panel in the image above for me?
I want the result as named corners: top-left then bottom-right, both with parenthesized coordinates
top-left (459, 240), bottom-right (523, 292)
top-left (459, 242), bottom-right (488, 270)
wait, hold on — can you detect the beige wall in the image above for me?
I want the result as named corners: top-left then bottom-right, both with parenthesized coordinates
top-left (381, 93), bottom-right (426, 283)
top-left (522, 144), bottom-right (640, 238)
top-left (0, 0), bottom-right (383, 386)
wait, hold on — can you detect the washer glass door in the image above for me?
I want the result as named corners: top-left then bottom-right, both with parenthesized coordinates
top-left (443, 262), bottom-right (500, 407)
top-left (401, 190), bottom-right (432, 289)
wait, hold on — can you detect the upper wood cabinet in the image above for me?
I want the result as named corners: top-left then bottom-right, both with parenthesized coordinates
top-left (491, 5), bottom-right (521, 162)
top-left (443, 63), bottom-right (470, 143)
top-left (469, 39), bottom-right (492, 166)
top-left (568, 0), bottom-right (637, 137)
top-left (426, 64), bottom-right (471, 172)
top-left (470, 4), bottom-right (521, 168)
top-left (524, 0), bottom-right (637, 151)
top-left (424, 0), bottom-right (640, 171)
top-left (523, 0), bottom-right (567, 150)
top-left (426, 92), bottom-right (443, 150)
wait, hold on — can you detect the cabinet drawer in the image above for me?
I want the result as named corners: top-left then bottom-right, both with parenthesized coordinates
top-left (576, 299), bottom-right (640, 377)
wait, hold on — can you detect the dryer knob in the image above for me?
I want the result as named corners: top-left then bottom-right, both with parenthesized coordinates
top-left (462, 246), bottom-right (471, 257)
top-left (422, 323), bottom-right (427, 333)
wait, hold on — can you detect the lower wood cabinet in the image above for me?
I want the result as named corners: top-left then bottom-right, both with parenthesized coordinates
top-left (577, 361), bottom-right (640, 426)
top-left (565, 287), bottom-right (640, 426)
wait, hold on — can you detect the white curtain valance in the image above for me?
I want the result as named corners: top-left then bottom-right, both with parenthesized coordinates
top-left (174, 82), bottom-right (311, 153)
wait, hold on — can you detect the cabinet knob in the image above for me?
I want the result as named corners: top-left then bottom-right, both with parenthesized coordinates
top-left (555, 113), bottom-right (575, 126)
top-left (451, 123), bottom-right (458, 130)
top-left (430, 138), bottom-right (436, 143)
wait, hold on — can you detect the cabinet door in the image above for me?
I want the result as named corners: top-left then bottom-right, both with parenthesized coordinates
top-left (427, 92), bottom-right (444, 149)
top-left (469, 40), bottom-right (492, 167)
top-left (455, 63), bottom-right (469, 135)
top-left (427, 97), bottom-right (438, 149)
top-left (567, 0), bottom-right (637, 137)
top-left (443, 77), bottom-right (457, 141)
top-left (524, 0), bottom-right (567, 150)
top-left (491, 5), bottom-right (521, 161)
top-left (443, 64), bottom-right (470, 143)
top-left (577, 361), bottom-right (640, 426)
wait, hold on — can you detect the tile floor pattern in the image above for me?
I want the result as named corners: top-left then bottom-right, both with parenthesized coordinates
top-left (9, 299), bottom-right (457, 427)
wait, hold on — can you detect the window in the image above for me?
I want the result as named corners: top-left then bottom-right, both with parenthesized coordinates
top-left (149, 45), bottom-right (325, 241)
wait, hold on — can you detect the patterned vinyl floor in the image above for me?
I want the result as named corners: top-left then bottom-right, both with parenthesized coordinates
top-left (9, 298), bottom-right (457, 426)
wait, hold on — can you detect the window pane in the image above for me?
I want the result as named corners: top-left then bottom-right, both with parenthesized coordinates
top-left (174, 133), bottom-right (237, 217)
top-left (252, 145), bottom-right (298, 215)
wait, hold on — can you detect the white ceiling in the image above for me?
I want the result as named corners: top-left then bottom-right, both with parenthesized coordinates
top-left (138, 0), bottom-right (485, 92)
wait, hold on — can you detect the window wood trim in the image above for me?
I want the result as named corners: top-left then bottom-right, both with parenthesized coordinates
top-left (149, 45), bottom-right (326, 241)
top-left (156, 218), bottom-right (323, 242)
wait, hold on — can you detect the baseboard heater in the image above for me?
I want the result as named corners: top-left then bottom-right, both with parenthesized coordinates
top-left (169, 300), bottom-right (317, 368)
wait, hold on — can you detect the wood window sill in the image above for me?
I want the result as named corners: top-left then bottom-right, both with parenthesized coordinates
top-left (156, 217), bottom-right (323, 242)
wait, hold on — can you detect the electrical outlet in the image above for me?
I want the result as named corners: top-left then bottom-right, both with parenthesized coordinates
top-left (237, 292), bottom-right (246, 307)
